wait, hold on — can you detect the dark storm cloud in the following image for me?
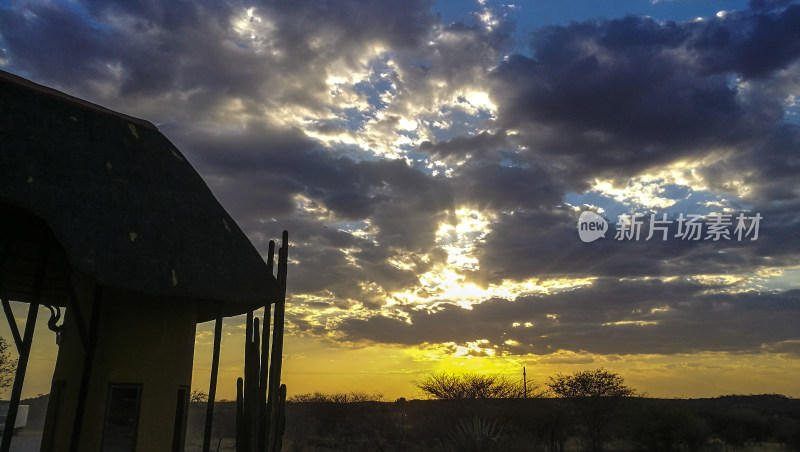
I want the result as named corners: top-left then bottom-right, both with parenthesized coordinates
top-left (692, 3), bottom-right (800, 78)
top-left (449, 160), bottom-right (566, 211)
top-left (341, 278), bottom-right (800, 355)
top-left (0, 0), bottom-right (262, 98)
top-left (488, 6), bottom-right (798, 185)
top-left (274, 216), bottom-right (437, 305)
top-left (169, 122), bottom-right (449, 221)
top-left (419, 131), bottom-right (511, 161)
top-left (698, 123), bottom-right (800, 203)
top-left (163, 121), bottom-right (453, 300)
top-left (256, 0), bottom-right (436, 50)
top-left (0, 0), bottom-right (436, 113)
top-left (494, 22), bottom-right (746, 146)
top-left (468, 206), bottom-right (800, 286)
top-left (0, 2), bottom-right (121, 89)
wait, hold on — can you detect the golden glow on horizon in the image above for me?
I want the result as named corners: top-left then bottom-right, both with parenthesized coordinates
top-left (4, 307), bottom-right (800, 402)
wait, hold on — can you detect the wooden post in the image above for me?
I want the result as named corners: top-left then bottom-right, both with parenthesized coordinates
top-left (243, 310), bottom-right (254, 451)
top-left (236, 377), bottom-right (245, 452)
top-left (0, 299), bottom-right (22, 351)
top-left (68, 284), bottom-right (102, 452)
top-left (0, 244), bottom-right (48, 452)
top-left (275, 384), bottom-right (287, 452)
top-left (64, 282), bottom-right (90, 352)
top-left (258, 303), bottom-right (271, 452)
top-left (250, 318), bottom-right (261, 450)
top-left (0, 302), bottom-right (38, 452)
top-left (203, 316), bottom-right (223, 452)
top-left (261, 241), bottom-right (276, 452)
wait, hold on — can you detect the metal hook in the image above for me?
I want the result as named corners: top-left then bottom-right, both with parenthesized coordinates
top-left (45, 304), bottom-right (64, 345)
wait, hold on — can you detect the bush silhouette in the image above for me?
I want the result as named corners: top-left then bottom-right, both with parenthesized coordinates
top-left (413, 372), bottom-right (532, 400)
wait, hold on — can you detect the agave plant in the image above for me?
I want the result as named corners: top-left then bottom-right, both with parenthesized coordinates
top-left (446, 417), bottom-right (504, 452)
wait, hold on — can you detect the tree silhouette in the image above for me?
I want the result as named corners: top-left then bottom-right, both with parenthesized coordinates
top-left (286, 391), bottom-right (383, 403)
top-left (413, 372), bottom-right (533, 400)
top-left (0, 337), bottom-right (16, 396)
top-left (190, 389), bottom-right (209, 402)
top-left (547, 369), bottom-right (637, 452)
top-left (547, 368), bottom-right (636, 399)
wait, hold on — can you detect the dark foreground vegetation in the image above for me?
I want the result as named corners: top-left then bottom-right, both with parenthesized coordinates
top-left (181, 393), bottom-right (800, 451)
top-left (13, 392), bottom-right (800, 451)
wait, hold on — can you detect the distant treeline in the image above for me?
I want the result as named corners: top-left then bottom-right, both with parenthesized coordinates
top-left (19, 392), bottom-right (800, 451)
top-left (180, 393), bottom-right (800, 451)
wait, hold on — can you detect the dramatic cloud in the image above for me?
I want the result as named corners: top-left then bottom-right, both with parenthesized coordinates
top-left (2, 0), bottom-right (798, 372)
top-left (488, 8), bottom-right (800, 187)
top-left (341, 278), bottom-right (800, 356)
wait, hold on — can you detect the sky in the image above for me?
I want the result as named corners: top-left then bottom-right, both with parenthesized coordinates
top-left (1, 0), bottom-right (800, 401)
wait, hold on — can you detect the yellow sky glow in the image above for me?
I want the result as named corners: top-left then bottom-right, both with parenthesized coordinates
top-left (4, 304), bottom-right (800, 401)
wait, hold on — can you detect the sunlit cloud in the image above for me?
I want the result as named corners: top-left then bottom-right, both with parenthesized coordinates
top-left (590, 177), bottom-right (681, 210)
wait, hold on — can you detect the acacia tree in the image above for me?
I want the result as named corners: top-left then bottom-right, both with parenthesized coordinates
top-left (547, 369), bottom-right (637, 452)
top-left (413, 372), bottom-right (534, 400)
top-left (547, 368), bottom-right (636, 399)
top-left (0, 337), bottom-right (17, 396)
top-left (190, 389), bottom-right (209, 402)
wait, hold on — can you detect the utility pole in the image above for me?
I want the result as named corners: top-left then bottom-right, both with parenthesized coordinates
top-left (523, 367), bottom-right (527, 398)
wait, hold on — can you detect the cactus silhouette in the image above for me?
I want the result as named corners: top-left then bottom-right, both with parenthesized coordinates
top-left (236, 232), bottom-right (289, 452)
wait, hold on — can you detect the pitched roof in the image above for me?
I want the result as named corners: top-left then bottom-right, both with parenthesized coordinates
top-left (0, 70), bottom-right (278, 319)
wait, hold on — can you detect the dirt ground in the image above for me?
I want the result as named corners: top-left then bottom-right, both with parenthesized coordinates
top-left (4, 430), bottom-right (41, 452)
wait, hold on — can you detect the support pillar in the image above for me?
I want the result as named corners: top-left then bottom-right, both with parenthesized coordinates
top-left (0, 244), bottom-right (48, 452)
top-left (203, 315), bottom-right (223, 452)
top-left (68, 285), bottom-right (102, 452)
